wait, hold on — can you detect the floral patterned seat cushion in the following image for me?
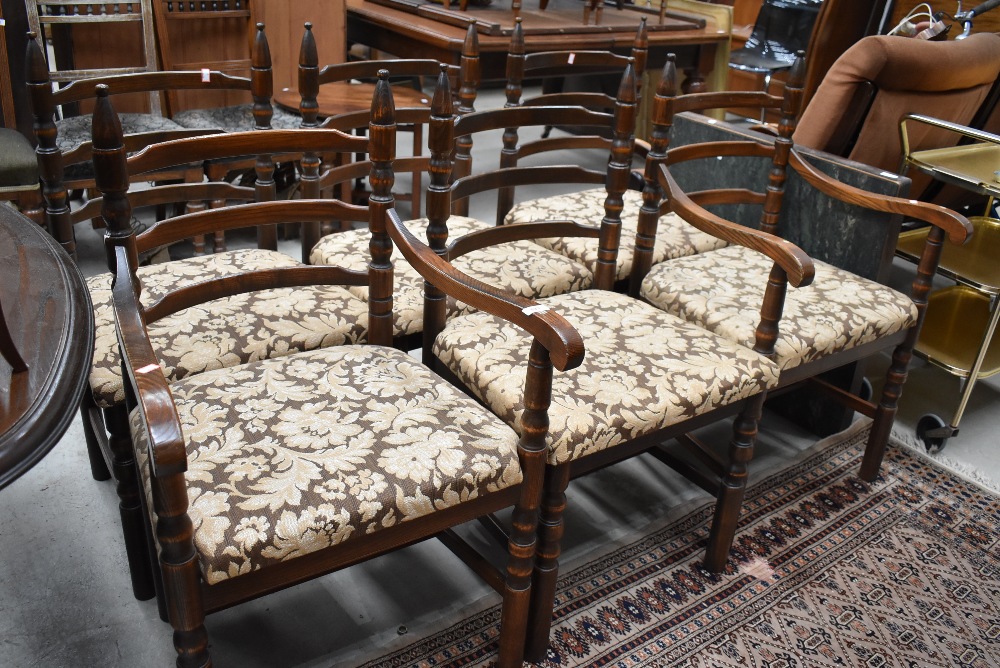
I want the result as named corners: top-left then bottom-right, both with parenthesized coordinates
top-left (56, 113), bottom-right (191, 180)
top-left (310, 216), bottom-right (594, 337)
top-left (640, 244), bottom-right (919, 372)
top-left (88, 249), bottom-right (369, 409)
top-left (433, 290), bottom-right (780, 466)
top-left (172, 104), bottom-right (302, 132)
top-left (129, 346), bottom-right (521, 585)
top-left (505, 188), bottom-right (728, 282)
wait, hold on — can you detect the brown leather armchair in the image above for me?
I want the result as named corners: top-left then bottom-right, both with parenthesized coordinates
top-left (793, 33), bottom-right (1000, 202)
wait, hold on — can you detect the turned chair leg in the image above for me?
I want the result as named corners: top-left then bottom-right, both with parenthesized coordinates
top-left (860, 339), bottom-right (913, 481)
top-left (153, 474), bottom-right (211, 668)
top-left (80, 394), bottom-right (111, 481)
top-left (524, 463), bottom-right (571, 663)
top-left (106, 403), bottom-right (156, 601)
top-left (704, 394), bottom-right (765, 574)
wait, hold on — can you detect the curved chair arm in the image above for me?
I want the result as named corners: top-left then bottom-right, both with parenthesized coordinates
top-left (109, 245), bottom-right (187, 479)
top-left (658, 163), bottom-right (815, 287)
top-left (788, 149), bottom-right (973, 245)
top-left (386, 209), bottom-right (585, 372)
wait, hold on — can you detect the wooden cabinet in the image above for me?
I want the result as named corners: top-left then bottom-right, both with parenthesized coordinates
top-left (54, 0), bottom-right (345, 114)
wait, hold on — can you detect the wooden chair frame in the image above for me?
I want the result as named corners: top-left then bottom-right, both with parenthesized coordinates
top-left (628, 54), bottom-right (972, 489)
top-left (101, 73), bottom-right (568, 666)
top-left (398, 62), bottom-right (792, 662)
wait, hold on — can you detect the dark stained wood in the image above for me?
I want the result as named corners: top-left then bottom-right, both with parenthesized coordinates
top-left (345, 0), bottom-right (727, 84)
top-left (406, 61), bottom-right (774, 660)
top-left (0, 206), bottom-right (93, 490)
top-left (26, 0), bottom-right (162, 115)
top-left (629, 50), bottom-right (972, 501)
top-left (102, 73), bottom-right (553, 667)
top-left (152, 0), bottom-right (255, 115)
top-left (496, 18), bottom-right (647, 226)
top-left (366, 0), bottom-right (701, 36)
top-left (282, 22), bottom-right (449, 232)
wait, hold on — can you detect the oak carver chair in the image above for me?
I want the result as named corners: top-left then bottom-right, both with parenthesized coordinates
top-left (24, 23), bottom-right (282, 259)
top-left (631, 55), bottom-right (972, 488)
top-left (80, 94), bottom-right (388, 602)
top-left (498, 24), bottom-right (728, 287)
top-left (100, 73), bottom-right (557, 668)
top-left (383, 61), bottom-right (790, 663)
top-left (308, 64), bottom-right (631, 349)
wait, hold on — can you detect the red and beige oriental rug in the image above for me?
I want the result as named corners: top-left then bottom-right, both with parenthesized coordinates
top-left (363, 423), bottom-right (1000, 667)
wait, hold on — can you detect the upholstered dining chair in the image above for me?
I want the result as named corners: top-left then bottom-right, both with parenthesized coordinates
top-left (79, 97), bottom-right (384, 602)
top-left (100, 74), bottom-right (558, 668)
top-left (511, 47), bottom-right (791, 288)
top-left (633, 55), bottom-right (972, 488)
top-left (294, 21), bottom-right (468, 249)
top-left (356, 57), bottom-right (788, 663)
top-left (309, 64), bottom-right (639, 348)
top-left (494, 17), bottom-right (647, 230)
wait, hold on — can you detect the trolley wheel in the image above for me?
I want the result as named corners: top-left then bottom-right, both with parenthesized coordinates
top-left (857, 377), bottom-right (873, 402)
top-left (916, 413), bottom-right (950, 454)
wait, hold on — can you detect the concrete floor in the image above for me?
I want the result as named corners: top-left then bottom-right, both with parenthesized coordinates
top-left (2, 90), bottom-right (997, 667)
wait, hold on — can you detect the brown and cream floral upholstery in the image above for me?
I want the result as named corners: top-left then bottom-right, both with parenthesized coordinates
top-left (310, 216), bottom-right (594, 337)
top-left (129, 345), bottom-right (521, 584)
top-left (505, 188), bottom-right (728, 282)
top-left (640, 244), bottom-right (919, 371)
top-left (433, 290), bottom-right (781, 466)
top-left (172, 104), bottom-right (302, 132)
top-left (56, 113), bottom-right (191, 180)
top-left (88, 249), bottom-right (369, 408)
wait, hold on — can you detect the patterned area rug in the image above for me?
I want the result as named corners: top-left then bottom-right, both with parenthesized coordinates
top-left (362, 424), bottom-right (1000, 667)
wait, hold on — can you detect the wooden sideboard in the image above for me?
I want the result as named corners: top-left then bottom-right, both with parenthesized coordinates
top-left (48, 0), bottom-right (344, 115)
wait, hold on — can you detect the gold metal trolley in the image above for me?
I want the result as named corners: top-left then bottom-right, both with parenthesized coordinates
top-left (895, 114), bottom-right (1000, 452)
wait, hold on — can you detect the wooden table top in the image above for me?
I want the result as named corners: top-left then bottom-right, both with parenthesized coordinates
top-left (347, 0), bottom-right (730, 55)
top-left (0, 206), bottom-right (93, 490)
top-left (274, 81), bottom-right (432, 117)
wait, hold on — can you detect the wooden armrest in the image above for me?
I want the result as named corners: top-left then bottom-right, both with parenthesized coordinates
top-left (386, 209), bottom-right (585, 371)
top-left (788, 149), bottom-right (973, 245)
top-left (109, 245), bottom-right (187, 479)
top-left (658, 163), bottom-right (815, 287)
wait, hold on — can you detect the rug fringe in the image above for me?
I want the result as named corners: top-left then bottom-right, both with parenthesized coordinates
top-left (890, 424), bottom-right (1000, 495)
